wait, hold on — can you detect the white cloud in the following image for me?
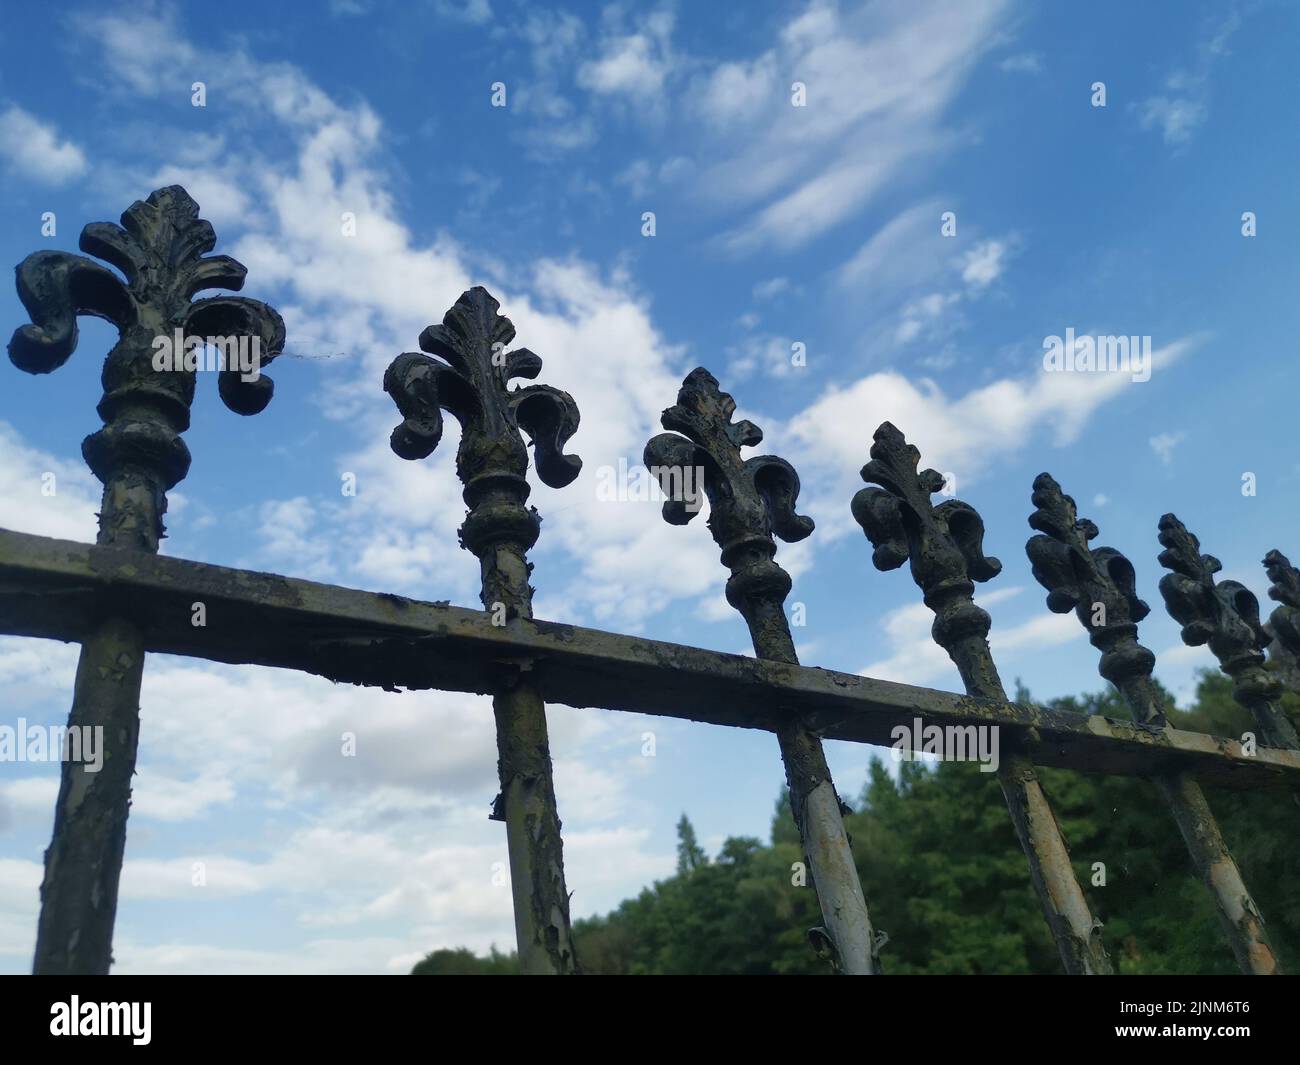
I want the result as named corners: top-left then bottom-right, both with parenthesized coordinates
top-left (835, 204), bottom-right (1018, 350)
top-left (577, 12), bottom-right (677, 99)
top-left (0, 422), bottom-right (99, 541)
top-left (0, 105), bottom-right (87, 184)
top-left (698, 0), bottom-right (1011, 251)
top-left (693, 52), bottom-right (780, 126)
top-left (999, 52), bottom-right (1042, 74)
top-left (432, 0), bottom-right (493, 24)
top-left (960, 239), bottom-right (1009, 289)
top-left (781, 337), bottom-right (1197, 540)
top-left (1135, 96), bottom-right (1208, 146)
top-left (836, 200), bottom-right (949, 293)
top-left (727, 332), bottom-right (799, 381)
top-left (1149, 431), bottom-right (1185, 465)
top-left (860, 587), bottom-right (1082, 686)
top-left (1133, 11), bottom-right (1242, 147)
top-left (752, 277), bottom-right (790, 302)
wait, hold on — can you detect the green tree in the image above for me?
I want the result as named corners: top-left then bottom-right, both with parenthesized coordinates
top-left (413, 670), bottom-right (1300, 975)
top-left (675, 813), bottom-right (706, 875)
top-left (410, 946), bottom-right (516, 975)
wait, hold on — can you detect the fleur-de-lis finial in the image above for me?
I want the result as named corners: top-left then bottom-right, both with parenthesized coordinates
top-left (852, 422), bottom-right (1002, 692)
top-left (1158, 514), bottom-right (1298, 748)
top-left (1263, 549), bottom-right (1300, 659)
top-left (384, 287), bottom-right (580, 483)
top-left (8, 185), bottom-right (285, 549)
top-left (644, 367), bottom-right (811, 647)
top-left (1026, 473), bottom-right (1161, 722)
top-left (383, 287), bottom-right (581, 617)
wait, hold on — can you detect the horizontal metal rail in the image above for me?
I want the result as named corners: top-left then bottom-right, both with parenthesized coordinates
top-left (0, 527), bottom-right (1294, 790)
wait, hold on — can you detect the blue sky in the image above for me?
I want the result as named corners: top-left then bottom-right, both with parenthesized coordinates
top-left (0, 0), bottom-right (1296, 973)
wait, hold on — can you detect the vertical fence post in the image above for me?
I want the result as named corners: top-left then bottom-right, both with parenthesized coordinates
top-left (852, 424), bottom-right (1111, 975)
top-left (384, 287), bottom-right (581, 974)
top-left (646, 368), bottom-right (878, 974)
top-left (1158, 515), bottom-right (1300, 750)
top-left (8, 186), bottom-right (285, 974)
top-left (1027, 475), bottom-right (1279, 975)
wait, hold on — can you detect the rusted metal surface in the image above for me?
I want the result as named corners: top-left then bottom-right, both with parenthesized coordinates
top-left (3, 527), bottom-right (1298, 790)
top-left (1028, 474), bottom-right (1278, 975)
top-left (384, 287), bottom-right (580, 975)
top-left (645, 368), bottom-right (877, 974)
top-left (7, 187), bottom-right (283, 974)
top-left (854, 423), bottom-right (1112, 975)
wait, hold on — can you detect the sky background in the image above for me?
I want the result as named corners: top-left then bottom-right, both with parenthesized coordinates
top-left (0, 0), bottom-right (1296, 973)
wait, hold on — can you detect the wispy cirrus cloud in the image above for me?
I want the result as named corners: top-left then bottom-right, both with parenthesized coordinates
top-left (696, 0), bottom-right (1011, 252)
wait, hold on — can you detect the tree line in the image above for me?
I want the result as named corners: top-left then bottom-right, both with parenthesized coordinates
top-left (413, 673), bottom-right (1300, 975)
